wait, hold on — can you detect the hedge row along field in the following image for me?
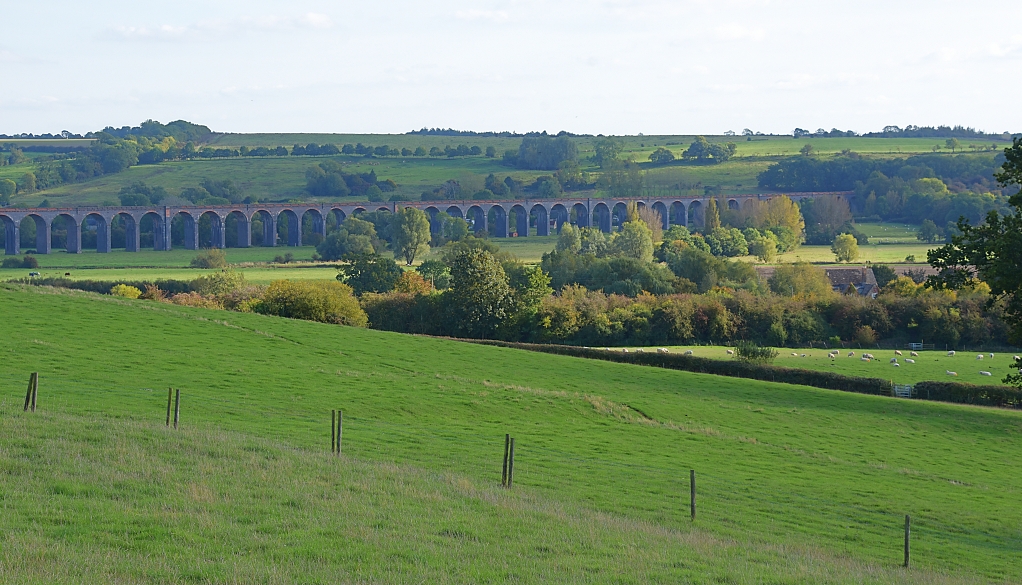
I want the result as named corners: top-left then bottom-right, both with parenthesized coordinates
top-left (463, 340), bottom-right (1022, 408)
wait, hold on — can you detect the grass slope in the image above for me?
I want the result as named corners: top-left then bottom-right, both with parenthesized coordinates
top-left (0, 285), bottom-right (1020, 583)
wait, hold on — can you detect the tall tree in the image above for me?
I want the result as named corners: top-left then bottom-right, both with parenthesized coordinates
top-left (928, 137), bottom-right (1022, 385)
top-left (704, 198), bottom-right (721, 232)
top-left (392, 206), bottom-right (431, 265)
top-left (447, 249), bottom-right (515, 338)
top-left (831, 233), bottom-right (859, 262)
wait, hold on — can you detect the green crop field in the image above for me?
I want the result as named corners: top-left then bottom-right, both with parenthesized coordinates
top-left (0, 284), bottom-right (1019, 583)
top-left (613, 346), bottom-right (1020, 387)
top-left (768, 243), bottom-right (936, 265)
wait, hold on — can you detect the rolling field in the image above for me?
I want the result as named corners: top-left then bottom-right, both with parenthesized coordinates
top-left (617, 346), bottom-right (1020, 387)
top-left (0, 284), bottom-right (1020, 583)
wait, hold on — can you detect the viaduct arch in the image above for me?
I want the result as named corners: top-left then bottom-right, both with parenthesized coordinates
top-left (1, 193), bottom-right (836, 255)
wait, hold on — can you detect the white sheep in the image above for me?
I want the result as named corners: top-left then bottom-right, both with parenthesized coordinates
top-left (980, 371), bottom-right (993, 376)
top-left (977, 354), bottom-right (984, 360)
top-left (684, 350), bottom-right (694, 355)
top-left (636, 348), bottom-right (644, 353)
top-left (657, 348), bottom-right (669, 354)
top-left (791, 352), bottom-right (798, 356)
top-left (890, 358), bottom-right (898, 364)
top-left (622, 348), bottom-right (629, 353)
top-left (989, 353), bottom-right (995, 358)
top-left (726, 349), bottom-right (734, 355)
top-left (910, 351), bottom-right (919, 357)
top-left (895, 350), bottom-right (903, 356)
top-left (906, 358), bottom-right (915, 364)
top-left (948, 351), bottom-right (956, 357)
top-left (893, 363), bottom-right (900, 367)
top-left (848, 351), bottom-right (855, 357)
top-left (1014, 355), bottom-right (1020, 361)
top-left (861, 357), bottom-right (871, 362)
top-left (946, 370), bottom-right (958, 376)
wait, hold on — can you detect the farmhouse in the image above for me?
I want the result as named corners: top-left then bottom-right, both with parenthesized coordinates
top-left (823, 267), bottom-right (879, 298)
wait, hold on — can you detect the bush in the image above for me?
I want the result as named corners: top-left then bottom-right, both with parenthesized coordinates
top-left (170, 292), bottom-right (223, 309)
top-left (257, 280), bottom-right (368, 327)
top-left (734, 341), bottom-right (778, 364)
top-left (913, 381), bottom-right (1022, 408)
top-left (110, 284), bottom-right (142, 299)
top-left (2, 255), bottom-right (38, 269)
top-left (192, 269), bottom-right (245, 297)
top-left (190, 248), bottom-right (228, 269)
top-left (18, 277), bottom-right (193, 296)
top-left (139, 284), bottom-right (167, 301)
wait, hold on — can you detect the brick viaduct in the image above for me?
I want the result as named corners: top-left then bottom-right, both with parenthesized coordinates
top-left (0, 193), bottom-right (834, 255)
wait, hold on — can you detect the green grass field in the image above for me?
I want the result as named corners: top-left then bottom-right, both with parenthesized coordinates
top-left (0, 284), bottom-right (1019, 583)
top-left (9, 133), bottom-right (1007, 209)
top-left (613, 346), bottom-right (1019, 387)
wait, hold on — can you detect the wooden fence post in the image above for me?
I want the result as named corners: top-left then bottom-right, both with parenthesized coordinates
top-left (23, 373), bottom-right (36, 412)
top-left (904, 515), bottom-right (911, 567)
top-left (501, 433), bottom-right (510, 487)
top-left (336, 410), bottom-right (342, 456)
top-left (507, 437), bottom-right (515, 488)
top-left (173, 389), bottom-right (180, 429)
top-left (332, 410), bottom-right (337, 453)
top-left (690, 469), bottom-right (696, 521)
top-left (166, 388), bottom-right (173, 427)
top-left (30, 373), bottom-right (37, 412)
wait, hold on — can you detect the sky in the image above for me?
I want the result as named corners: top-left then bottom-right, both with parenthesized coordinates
top-left (2, 1), bottom-right (1021, 136)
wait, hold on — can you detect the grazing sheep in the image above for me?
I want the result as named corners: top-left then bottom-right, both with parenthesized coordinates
top-left (989, 353), bottom-right (995, 358)
top-left (636, 348), bottom-right (644, 353)
top-left (861, 357), bottom-right (871, 362)
top-left (977, 354), bottom-right (984, 360)
top-left (946, 370), bottom-right (958, 376)
top-left (684, 350), bottom-right (694, 355)
top-left (890, 358), bottom-right (898, 363)
top-left (948, 351), bottom-right (956, 357)
top-left (848, 351), bottom-right (855, 357)
top-left (622, 349), bottom-right (629, 353)
top-left (910, 351), bottom-right (919, 357)
top-left (980, 371), bottom-right (993, 376)
top-left (906, 359), bottom-right (915, 364)
top-left (657, 348), bottom-right (669, 354)
top-left (726, 349), bottom-right (734, 355)
top-left (1014, 355), bottom-right (1021, 361)
top-left (893, 363), bottom-right (900, 367)
top-left (791, 352), bottom-right (798, 356)
top-left (895, 350), bottom-right (903, 356)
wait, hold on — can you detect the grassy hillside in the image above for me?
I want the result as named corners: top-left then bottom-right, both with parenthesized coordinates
top-left (0, 284), bottom-right (1019, 583)
top-left (12, 134), bottom-right (1010, 209)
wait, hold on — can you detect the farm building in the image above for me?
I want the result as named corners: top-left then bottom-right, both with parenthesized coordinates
top-left (823, 267), bottom-right (879, 298)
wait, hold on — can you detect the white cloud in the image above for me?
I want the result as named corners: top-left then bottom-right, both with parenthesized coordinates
top-left (714, 23), bottom-right (765, 41)
top-left (108, 12), bottom-right (333, 42)
top-left (455, 10), bottom-right (510, 22)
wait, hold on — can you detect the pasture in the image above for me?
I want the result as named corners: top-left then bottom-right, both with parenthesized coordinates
top-left (0, 284), bottom-right (1019, 583)
top-left (620, 346), bottom-right (1020, 387)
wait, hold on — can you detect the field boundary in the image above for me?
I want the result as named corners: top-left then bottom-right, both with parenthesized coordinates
top-left (456, 339), bottom-right (1022, 409)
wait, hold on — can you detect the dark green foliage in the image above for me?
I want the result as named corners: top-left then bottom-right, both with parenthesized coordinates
top-left (913, 381), bottom-right (1022, 408)
top-left (682, 137), bottom-right (737, 163)
top-left (306, 161), bottom-right (392, 199)
top-left (447, 249), bottom-right (515, 338)
top-left (18, 277), bottom-right (192, 295)
top-left (734, 341), bottom-right (778, 364)
top-left (118, 181), bottom-right (167, 206)
top-left (337, 254), bottom-right (403, 296)
top-left (2, 255), bottom-right (38, 269)
top-left (316, 217), bottom-right (380, 261)
top-left (514, 135), bottom-right (578, 170)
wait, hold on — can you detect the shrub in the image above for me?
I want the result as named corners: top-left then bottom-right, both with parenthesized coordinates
top-left (140, 284), bottom-right (167, 301)
top-left (190, 248), bottom-right (228, 269)
top-left (2, 255), bottom-right (38, 269)
top-left (734, 341), bottom-right (778, 364)
top-left (170, 291), bottom-right (224, 309)
top-left (914, 381), bottom-right (1022, 408)
top-left (273, 252), bottom-right (295, 264)
top-left (110, 284), bottom-right (142, 299)
top-left (257, 280), bottom-right (368, 327)
top-left (192, 269), bottom-right (245, 297)
top-left (853, 325), bottom-right (877, 345)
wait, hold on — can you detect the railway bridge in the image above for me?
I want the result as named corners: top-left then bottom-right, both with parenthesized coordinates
top-left (0, 192), bottom-right (836, 255)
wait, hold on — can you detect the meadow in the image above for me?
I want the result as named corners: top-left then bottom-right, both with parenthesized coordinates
top-left (10, 133), bottom-right (1007, 209)
top-left (616, 346), bottom-right (1019, 387)
top-left (0, 284), bottom-right (1020, 583)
